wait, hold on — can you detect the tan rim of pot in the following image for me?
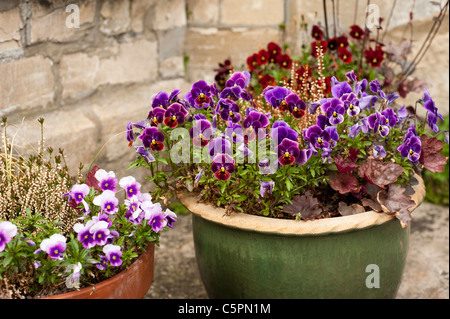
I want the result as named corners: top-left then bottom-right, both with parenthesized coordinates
top-left (178, 174), bottom-right (425, 235)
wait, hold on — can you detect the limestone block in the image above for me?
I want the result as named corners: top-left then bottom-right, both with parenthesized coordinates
top-left (0, 56), bottom-right (54, 114)
top-left (130, 0), bottom-right (155, 33)
top-left (60, 52), bottom-right (100, 99)
top-left (160, 56), bottom-right (185, 79)
top-left (184, 27), bottom-right (281, 81)
top-left (0, 7), bottom-right (23, 43)
top-left (94, 38), bottom-right (158, 87)
top-left (186, 0), bottom-right (220, 26)
top-left (148, 0), bottom-right (187, 31)
top-left (100, 0), bottom-right (131, 35)
top-left (29, 0), bottom-right (96, 44)
top-left (220, 0), bottom-right (284, 26)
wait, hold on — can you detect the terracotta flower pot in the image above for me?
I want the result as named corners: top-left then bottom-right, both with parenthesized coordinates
top-left (43, 244), bottom-right (155, 299)
top-left (178, 176), bottom-right (425, 299)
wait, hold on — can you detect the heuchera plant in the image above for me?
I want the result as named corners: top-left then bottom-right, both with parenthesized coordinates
top-left (126, 66), bottom-right (448, 228)
top-left (0, 167), bottom-right (175, 298)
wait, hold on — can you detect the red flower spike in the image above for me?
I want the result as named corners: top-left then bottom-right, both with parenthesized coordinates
top-left (311, 40), bottom-right (328, 57)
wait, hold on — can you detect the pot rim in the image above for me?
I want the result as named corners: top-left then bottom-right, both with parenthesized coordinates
top-left (178, 174), bottom-right (425, 236)
top-left (42, 244), bottom-right (154, 299)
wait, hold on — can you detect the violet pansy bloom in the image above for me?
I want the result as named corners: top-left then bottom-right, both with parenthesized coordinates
top-left (126, 121), bottom-right (134, 144)
top-left (367, 111), bottom-right (390, 137)
top-left (190, 119), bottom-right (213, 147)
top-left (138, 127), bottom-right (165, 151)
top-left (186, 80), bottom-right (213, 108)
top-left (73, 220), bottom-right (96, 249)
top-left (373, 145), bottom-right (386, 158)
top-left (40, 234), bottom-right (67, 260)
top-left (217, 98), bottom-right (241, 123)
top-left (304, 125), bottom-right (331, 150)
top-left (220, 72), bottom-right (250, 101)
top-left (262, 86), bottom-right (292, 111)
top-left (151, 91), bottom-right (170, 109)
top-left (0, 221), bottom-right (18, 252)
top-left (321, 98), bottom-right (345, 125)
top-left (64, 184), bottom-right (90, 205)
top-left (147, 209), bottom-right (167, 233)
top-left (90, 220), bottom-right (111, 246)
top-left (163, 103), bottom-right (188, 128)
top-left (95, 169), bottom-right (118, 192)
top-left (147, 107), bottom-right (166, 127)
top-left (381, 108), bottom-right (399, 127)
top-left (93, 190), bottom-right (119, 214)
top-left (96, 256), bottom-right (108, 270)
top-left (276, 138), bottom-right (300, 165)
top-left (211, 153), bottom-right (235, 181)
top-left (164, 208), bottom-right (177, 229)
top-left (103, 244), bottom-right (122, 267)
top-left (398, 136), bottom-right (421, 163)
top-left (208, 137), bottom-right (232, 158)
top-left (243, 111), bottom-right (269, 142)
top-left (285, 93), bottom-right (306, 118)
top-left (226, 123), bottom-right (244, 143)
top-left (134, 146), bottom-right (155, 163)
top-left (330, 77), bottom-right (352, 98)
top-left (119, 176), bottom-right (141, 199)
top-left (270, 121), bottom-right (298, 145)
top-left (260, 180), bottom-right (275, 197)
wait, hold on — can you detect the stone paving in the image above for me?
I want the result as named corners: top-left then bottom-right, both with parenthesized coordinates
top-left (144, 202), bottom-right (449, 299)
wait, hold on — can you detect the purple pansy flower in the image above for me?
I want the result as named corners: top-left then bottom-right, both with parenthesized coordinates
top-left (96, 256), bottom-right (108, 270)
top-left (260, 180), bottom-right (275, 197)
top-left (146, 208), bottom-right (167, 233)
top-left (90, 220), bottom-right (111, 246)
top-left (194, 169), bottom-right (203, 186)
top-left (103, 244), bottom-right (122, 267)
top-left (163, 103), bottom-right (188, 128)
top-left (0, 221), bottom-right (17, 252)
top-left (186, 80), bottom-right (213, 108)
top-left (381, 108), bottom-right (399, 127)
top-left (208, 137), bottom-right (232, 158)
top-left (138, 127), bottom-right (165, 151)
top-left (373, 145), bottom-right (386, 158)
top-left (321, 98), bottom-right (345, 125)
top-left (345, 70), bottom-right (357, 83)
top-left (276, 138), bottom-right (300, 165)
top-left (262, 86), bottom-right (292, 111)
top-left (147, 107), bottom-right (166, 127)
top-left (73, 220), bottom-right (96, 249)
top-left (119, 176), bottom-right (141, 199)
top-left (151, 90), bottom-right (180, 110)
top-left (331, 77), bottom-right (352, 98)
top-left (243, 111), bottom-right (269, 142)
top-left (164, 208), bottom-right (177, 229)
top-left (271, 121), bottom-right (298, 145)
top-left (40, 234), bottom-right (67, 260)
top-left (220, 72), bottom-right (250, 101)
top-left (134, 146), bottom-right (155, 163)
top-left (226, 123), bottom-right (244, 143)
top-left (211, 154), bottom-right (235, 181)
top-left (367, 111), bottom-right (390, 137)
top-left (94, 169), bottom-right (118, 192)
top-left (217, 98), bottom-right (241, 123)
top-left (190, 119), bottom-right (213, 147)
top-left (285, 93), bottom-right (306, 118)
top-left (126, 121), bottom-right (134, 144)
top-left (64, 184), bottom-right (90, 205)
top-left (258, 158), bottom-right (275, 175)
top-left (93, 190), bottom-right (119, 214)
top-left (398, 136), bottom-right (421, 162)
top-left (304, 125), bottom-right (331, 150)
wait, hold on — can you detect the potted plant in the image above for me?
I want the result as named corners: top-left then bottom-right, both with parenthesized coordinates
top-left (125, 44), bottom-right (447, 298)
top-left (0, 117), bottom-right (176, 299)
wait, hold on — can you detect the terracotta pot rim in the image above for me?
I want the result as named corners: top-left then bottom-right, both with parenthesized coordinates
top-left (42, 244), bottom-right (154, 299)
top-left (178, 174), bottom-right (425, 236)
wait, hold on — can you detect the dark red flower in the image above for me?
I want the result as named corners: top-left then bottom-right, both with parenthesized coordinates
top-left (327, 37), bottom-right (338, 50)
top-left (247, 53), bottom-right (259, 71)
top-left (257, 49), bottom-right (269, 65)
top-left (258, 73), bottom-right (276, 89)
top-left (349, 25), bottom-right (364, 40)
top-left (311, 25), bottom-right (323, 40)
top-left (337, 35), bottom-right (348, 48)
top-left (338, 47), bottom-right (352, 63)
top-left (267, 42), bottom-right (282, 58)
top-left (317, 76), bottom-right (332, 95)
top-left (311, 40), bottom-right (327, 57)
top-left (277, 54), bottom-right (292, 69)
top-left (364, 46), bottom-right (384, 67)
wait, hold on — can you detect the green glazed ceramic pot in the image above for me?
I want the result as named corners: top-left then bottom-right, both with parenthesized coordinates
top-left (178, 176), bottom-right (425, 299)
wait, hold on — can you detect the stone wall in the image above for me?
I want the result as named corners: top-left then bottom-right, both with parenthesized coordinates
top-left (1, 0), bottom-right (448, 183)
